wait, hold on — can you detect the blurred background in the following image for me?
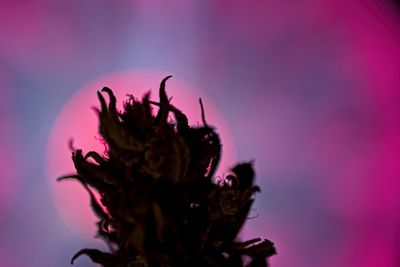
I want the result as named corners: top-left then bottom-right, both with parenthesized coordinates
top-left (1, 0), bottom-right (400, 266)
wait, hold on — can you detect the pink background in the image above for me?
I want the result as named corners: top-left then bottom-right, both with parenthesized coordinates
top-left (0, 0), bottom-right (400, 266)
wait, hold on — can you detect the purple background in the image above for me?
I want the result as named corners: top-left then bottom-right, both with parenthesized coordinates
top-left (1, 1), bottom-right (400, 266)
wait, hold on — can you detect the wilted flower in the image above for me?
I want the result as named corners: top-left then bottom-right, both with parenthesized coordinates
top-left (59, 76), bottom-right (276, 267)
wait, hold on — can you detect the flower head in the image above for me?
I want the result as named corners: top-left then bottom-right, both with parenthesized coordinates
top-left (59, 76), bottom-right (276, 267)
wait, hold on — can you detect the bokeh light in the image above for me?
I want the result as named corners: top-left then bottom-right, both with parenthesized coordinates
top-left (46, 69), bottom-right (237, 238)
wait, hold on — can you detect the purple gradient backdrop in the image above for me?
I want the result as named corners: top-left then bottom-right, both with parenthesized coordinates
top-left (1, 1), bottom-right (400, 266)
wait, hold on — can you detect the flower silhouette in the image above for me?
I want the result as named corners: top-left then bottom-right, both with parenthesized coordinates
top-left (59, 76), bottom-right (276, 267)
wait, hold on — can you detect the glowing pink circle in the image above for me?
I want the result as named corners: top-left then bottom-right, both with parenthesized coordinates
top-left (46, 69), bottom-right (237, 238)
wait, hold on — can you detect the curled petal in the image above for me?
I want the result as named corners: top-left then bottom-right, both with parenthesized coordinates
top-left (71, 248), bottom-right (118, 265)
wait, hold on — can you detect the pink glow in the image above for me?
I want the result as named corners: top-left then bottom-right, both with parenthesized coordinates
top-left (46, 69), bottom-right (237, 238)
top-left (316, 0), bottom-right (400, 223)
top-left (306, 1), bottom-right (400, 264)
top-left (231, 1), bottom-right (400, 265)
